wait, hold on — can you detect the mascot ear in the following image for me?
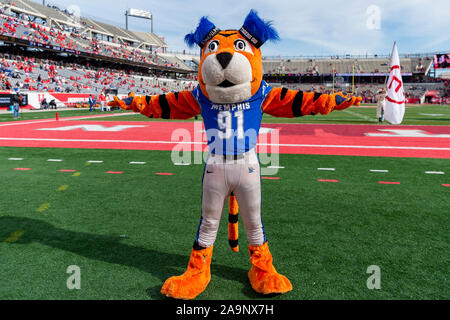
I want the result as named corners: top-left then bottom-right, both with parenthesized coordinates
top-left (239, 9), bottom-right (279, 48)
top-left (185, 16), bottom-right (220, 48)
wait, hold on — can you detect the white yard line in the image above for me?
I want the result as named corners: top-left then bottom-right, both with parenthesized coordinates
top-left (0, 113), bottom-right (134, 128)
top-left (419, 113), bottom-right (445, 117)
top-left (0, 119), bottom-right (57, 127)
top-left (8, 158), bottom-right (24, 161)
top-left (342, 110), bottom-right (378, 123)
top-left (1, 138), bottom-right (450, 151)
top-left (64, 113), bottom-right (137, 121)
top-left (370, 170), bottom-right (389, 173)
top-left (318, 168), bottom-right (336, 171)
top-left (425, 171), bottom-right (445, 175)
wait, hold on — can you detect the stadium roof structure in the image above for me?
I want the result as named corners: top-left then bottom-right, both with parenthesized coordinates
top-left (1, 0), bottom-right (167, 50)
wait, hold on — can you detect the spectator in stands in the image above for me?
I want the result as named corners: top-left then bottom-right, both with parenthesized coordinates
top-left (40, 97), bottom-right (49, 109)
top-left (49, 99), bottom-right (57, 109)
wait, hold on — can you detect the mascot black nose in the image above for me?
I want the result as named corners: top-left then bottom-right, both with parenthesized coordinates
top-left (216, 52), bottom-right (233, 69)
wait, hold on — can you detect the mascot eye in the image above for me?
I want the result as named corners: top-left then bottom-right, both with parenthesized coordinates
top-left (234, 40), bottom-right (246, 51)
top-left (233, 39), bottom-right (253, 54)
top-left (206, 40), bottom-right (220, 53)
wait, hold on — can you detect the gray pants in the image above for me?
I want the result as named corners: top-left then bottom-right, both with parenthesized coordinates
top-left (13, 104), bottom-right (19, 118)
top-left (377, 101), bottom-right (385, 120)
top-left (196, 149), bottom-right (266, 248)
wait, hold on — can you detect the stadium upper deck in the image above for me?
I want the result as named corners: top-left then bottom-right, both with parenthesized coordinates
top-left (262, 56), bottom-right (433, 76)
top-left (0, 0), bottom-right (192, 72)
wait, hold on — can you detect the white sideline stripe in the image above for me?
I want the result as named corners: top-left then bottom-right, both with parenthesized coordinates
top-left (1, 138), bottom-right (450, 151)
top-left (0, 113), bottom-right (133, 128)
top-left (47, 159), bottom-right (62, 162)
top-left (370, 170), bottom-right (389, 173)
top-left (425, 171), bottom-right (445, 175)
top-left (268, 166), bottom-right (285, 169)
top-left (65, 113), bottom-right (137, 121)
top-left (8, 158), bottom-right (24, 160)
top-left (419, 113), bottom-right (444, 117)
top-left (174, 163), bottom-right (191, 166)
top-left (342, 110), bottom-right (378, 123)
top-left (130, 162), bottom-right (146, 165)
top-left (318, 168), bottom-right (335, 171)
top-left (0, 119), bottom-right (56, 127)
top-left (87, 160), bottom-right (103, 163)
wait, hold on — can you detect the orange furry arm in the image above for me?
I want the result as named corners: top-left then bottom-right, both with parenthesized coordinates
top-left (109, 91), bottom-right (200, 120)
top-left (262, 87), bottom-right (362, 118)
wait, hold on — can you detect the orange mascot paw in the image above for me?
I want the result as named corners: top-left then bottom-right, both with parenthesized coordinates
top-left (332, 92), bottom-right (363, 110)
top-left (248, 242), bottom-right (293, 295)
top-left (107, 93), bottom-right (148, 113)
top-left (161, 246), bottom-right (213, 300)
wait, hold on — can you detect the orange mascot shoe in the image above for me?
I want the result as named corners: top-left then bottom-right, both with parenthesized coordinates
top-left (248, 242), bottom-right (292, 295)
top-left (161, 246), bottom-right (213, 300)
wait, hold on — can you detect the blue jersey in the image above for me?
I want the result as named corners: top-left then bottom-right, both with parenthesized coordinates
top-left (192, 81), bottom-right (272, 155)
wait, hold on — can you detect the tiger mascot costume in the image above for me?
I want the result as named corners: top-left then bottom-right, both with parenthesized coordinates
top-left (109, 10), bottom-right (362, 300)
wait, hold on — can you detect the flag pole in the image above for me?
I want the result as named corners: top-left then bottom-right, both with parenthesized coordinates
top-left (352, 62), bottom-right (355, 95)
top-left (332, 62), bottom-right (335, 94)
top-left (384, 41), bottom-right (396, 88)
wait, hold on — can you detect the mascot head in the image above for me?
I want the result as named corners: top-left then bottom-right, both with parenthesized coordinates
top-left (185, 10), bottom-right (279, 104)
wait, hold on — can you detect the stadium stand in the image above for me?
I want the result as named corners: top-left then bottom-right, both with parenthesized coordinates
top-left (265, 82), bottom-right (447, 104)
top-left (262, 56), bottom-right (433, 75)
top-left (0, 52), bottom-right (197, 95)
top-left (0, 0), bottom-right (193, 71)
top-left (261, 55), bottom-right (448, 103)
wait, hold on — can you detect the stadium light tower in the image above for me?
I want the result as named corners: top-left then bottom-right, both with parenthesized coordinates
top-left (125, 8), bottom-right (153, 33)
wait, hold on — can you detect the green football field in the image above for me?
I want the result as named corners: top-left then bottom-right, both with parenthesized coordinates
top-left (0, 106), bottom-right (449, 300)
top-left (0, 148), bottom-right (449, 300)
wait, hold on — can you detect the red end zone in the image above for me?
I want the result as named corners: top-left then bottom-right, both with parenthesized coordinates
top-left (1, 116), bottom-right (450, 158)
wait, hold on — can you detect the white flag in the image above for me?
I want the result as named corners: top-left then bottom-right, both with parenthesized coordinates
top-left (384, 42), bottom-right (405, 124)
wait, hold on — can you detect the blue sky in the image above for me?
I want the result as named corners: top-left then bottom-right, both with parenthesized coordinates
top-left (33, 0), bottom-right (449, 57)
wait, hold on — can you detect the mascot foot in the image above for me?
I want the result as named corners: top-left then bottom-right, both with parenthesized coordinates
top-left (248, 242), bottom-right (293, 295)
top-left (161, 246), bottom-right (213, 300)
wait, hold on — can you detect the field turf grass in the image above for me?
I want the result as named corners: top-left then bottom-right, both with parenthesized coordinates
top-left (1, 147), bottom-right (449, 300)
top-left (1, 103), bottom-right (449, 125)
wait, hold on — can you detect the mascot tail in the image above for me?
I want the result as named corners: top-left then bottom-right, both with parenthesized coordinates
top-left (228, 194), bottom-right (239, 252)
